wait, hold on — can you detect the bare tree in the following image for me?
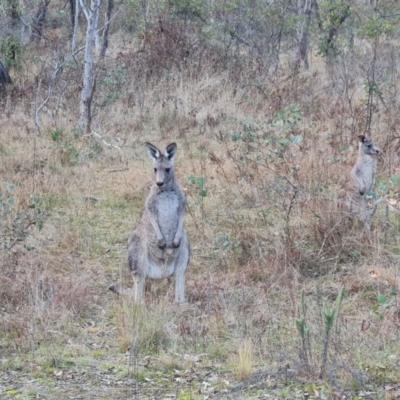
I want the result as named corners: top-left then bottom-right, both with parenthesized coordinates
top-left (100, 0), bottom-right (114, 57)
top-left (78, 0), bottom-right (101, 133)
top-left (34, 47), bottom-right (84, 133)
top-left (30, 0), bottom-right (51, 42)
top-left (93, 0), bottom-right (101, 52)
top-left (71, 0), bottom-right (79, 52)
top-left (294, 0), bottom-right (315, 71)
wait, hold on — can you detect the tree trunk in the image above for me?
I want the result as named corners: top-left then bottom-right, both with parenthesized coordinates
top-left (7, 0), bottom-right (20, 28)
top-left (72, 0), bottom-right (79, 51)
top-left (100, 0), bottom-right (113, 57)
top-left (30, 0), bottom-right (51, 42)
top-left (69, 0), bottom-right (75, 29)
top-left (78, 0), bottom-right (100, 133)
top-left (294, 0), bottom-right (314, 71)
top-left (94, 0), bottom-right (101, 52)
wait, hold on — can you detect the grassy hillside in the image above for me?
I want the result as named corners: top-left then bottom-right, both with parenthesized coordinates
top-left (1, 5), bottom-right (400, 399)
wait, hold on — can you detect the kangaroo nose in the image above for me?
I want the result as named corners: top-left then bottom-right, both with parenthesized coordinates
top-left (157, 182), bottom-right (164, 187)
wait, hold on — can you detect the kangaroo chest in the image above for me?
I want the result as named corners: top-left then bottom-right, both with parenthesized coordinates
top-left (156, 190), bottom-right (180, 242)
top-left (355, 158), bottom-right (376, 191)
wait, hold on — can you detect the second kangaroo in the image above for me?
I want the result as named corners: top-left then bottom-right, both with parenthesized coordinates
top-left (337, 135), bottom-right (380, 230)
top-left (111, 142), bottom-right (190, 303)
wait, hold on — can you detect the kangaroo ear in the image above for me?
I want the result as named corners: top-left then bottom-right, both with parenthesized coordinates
top-left (165, 143), bottom-right (177, 161)
top-left (146, 142), bottom-right (161, 160)
top-left (358, 135), bottom-right (366, 143)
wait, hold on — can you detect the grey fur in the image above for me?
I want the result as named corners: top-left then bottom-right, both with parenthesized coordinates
top-left (110, 142), bottom-right (190, 303)
top-left (337, 135), bottom-right (380, 230)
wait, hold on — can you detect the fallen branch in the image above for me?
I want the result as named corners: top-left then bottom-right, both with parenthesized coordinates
top-left (91, 131), bottom-right (122, 150)
top-left (82, 195), bottom-right (101, 202)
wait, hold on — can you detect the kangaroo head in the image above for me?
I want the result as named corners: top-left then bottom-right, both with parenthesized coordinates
top-left (358, 135), bottom-right (380, 156)
top-left (146, 142), bottom-right (177, 188)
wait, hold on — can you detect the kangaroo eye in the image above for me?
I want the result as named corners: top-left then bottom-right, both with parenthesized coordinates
top-left (165, 168), bottom-right (170, 173)
top-left (154, 168), bottom-right (157, 172)
top-left (367, 145), bottom-right (372, 148)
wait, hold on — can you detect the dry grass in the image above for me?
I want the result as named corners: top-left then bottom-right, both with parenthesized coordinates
top-left (1, 30), bottom-right (400, 399)
top-left (233, 339), bottom-right (253, 382)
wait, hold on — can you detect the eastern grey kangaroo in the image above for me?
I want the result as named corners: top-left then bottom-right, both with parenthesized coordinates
top-left (110, 142), bottom-right (190, 303)
top-left (337, 135), bottom-right (380, 230)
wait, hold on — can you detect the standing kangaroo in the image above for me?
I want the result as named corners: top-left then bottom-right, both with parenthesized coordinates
top-left (110, 143), bottom-right (190, 303)
top-left (337, 135), bottom-right (380, 230)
